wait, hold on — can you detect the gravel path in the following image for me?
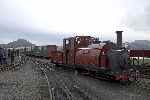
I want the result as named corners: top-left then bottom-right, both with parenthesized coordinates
top-left (0, 61), bottom-right (50, 100)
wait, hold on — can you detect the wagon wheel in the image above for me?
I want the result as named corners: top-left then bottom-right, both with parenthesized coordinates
top-left (128, 69), bottom-right (139, 82)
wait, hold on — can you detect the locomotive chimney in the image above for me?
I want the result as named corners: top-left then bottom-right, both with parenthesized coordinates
top-left (116, 31), bottom-right (123, 49)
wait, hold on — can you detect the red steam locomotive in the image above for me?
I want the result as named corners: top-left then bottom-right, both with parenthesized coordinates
top-left (28, 31), bottom-right (142, 83)
top-left (48, 31), bottom-right (139, 82)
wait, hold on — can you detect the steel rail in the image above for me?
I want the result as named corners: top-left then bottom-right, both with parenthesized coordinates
top-left (34, 60), bottom-right (55, 100)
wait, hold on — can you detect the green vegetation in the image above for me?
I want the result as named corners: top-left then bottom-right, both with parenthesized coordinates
top-left (129, 57), bottom-right (150, 66)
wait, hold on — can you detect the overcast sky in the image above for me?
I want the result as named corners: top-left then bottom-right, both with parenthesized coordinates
top-left (0, 0), bottom-right (150, 45)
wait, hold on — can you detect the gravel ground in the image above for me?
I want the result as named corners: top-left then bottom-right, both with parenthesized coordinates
top-left (0, 61), bottom-right (50, 100)
top-left (30, 57), bottom-right (150, 100)
top-left (74, 73), bottom-right (150, 100)
top-left (46, 68), bottom-right (150, 100)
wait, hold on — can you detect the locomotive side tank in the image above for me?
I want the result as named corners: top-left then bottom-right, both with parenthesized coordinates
top-left (75, 48), bottom-right (101, 67)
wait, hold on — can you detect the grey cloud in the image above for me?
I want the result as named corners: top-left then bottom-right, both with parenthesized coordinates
top-left (123, 0), bottom-right (150, 32)
top-left (0, 0), bottom-right (39, 33)
top-left (0, 0), bottom-right (150, 45)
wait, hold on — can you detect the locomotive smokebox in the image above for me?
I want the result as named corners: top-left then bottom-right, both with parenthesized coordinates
top-left (116, 31), bottom-right (123, 49)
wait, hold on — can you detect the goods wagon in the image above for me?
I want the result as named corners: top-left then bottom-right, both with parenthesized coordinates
top-left (50, 51), bottom-right (63, 63)
top-left (27, 45), bottom-right (57, 59)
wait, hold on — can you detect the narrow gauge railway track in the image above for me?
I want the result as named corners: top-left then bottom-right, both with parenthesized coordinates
top-left (133, 64), bottom-right (150, 79)
top-left (48, 71), bottom-right (75, 100)
top-left (140, 65), bottom-right (150, 79)
top-left (30, 58), bottom-right (55, 100)
top-left (134, 65), bottom-right (150, 91)
top-left (0, 56), bottom-right (52, 100)
top-left (49, 69), bottom-right (92, 100)
top-left (31, 57), bottom-right (100, 100)
top-left (53, 69), bottom-right (100, 100)
top-left (33, 58), bottom-right (74, 100)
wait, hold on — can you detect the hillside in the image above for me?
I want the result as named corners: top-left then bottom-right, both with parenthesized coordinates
top-left (128, 40), bottom-right (150, 50)
top-left (0, 39), bottom-right (35, 48)
top-left (0, 39), bottom-right (150, 50)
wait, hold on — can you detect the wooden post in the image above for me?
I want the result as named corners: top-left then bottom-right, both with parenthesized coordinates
top-left (138, 57), bottom-right (140, 65)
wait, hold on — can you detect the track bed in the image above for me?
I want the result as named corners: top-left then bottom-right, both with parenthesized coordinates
top-left (33, 58), bottom-right (150, 100)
